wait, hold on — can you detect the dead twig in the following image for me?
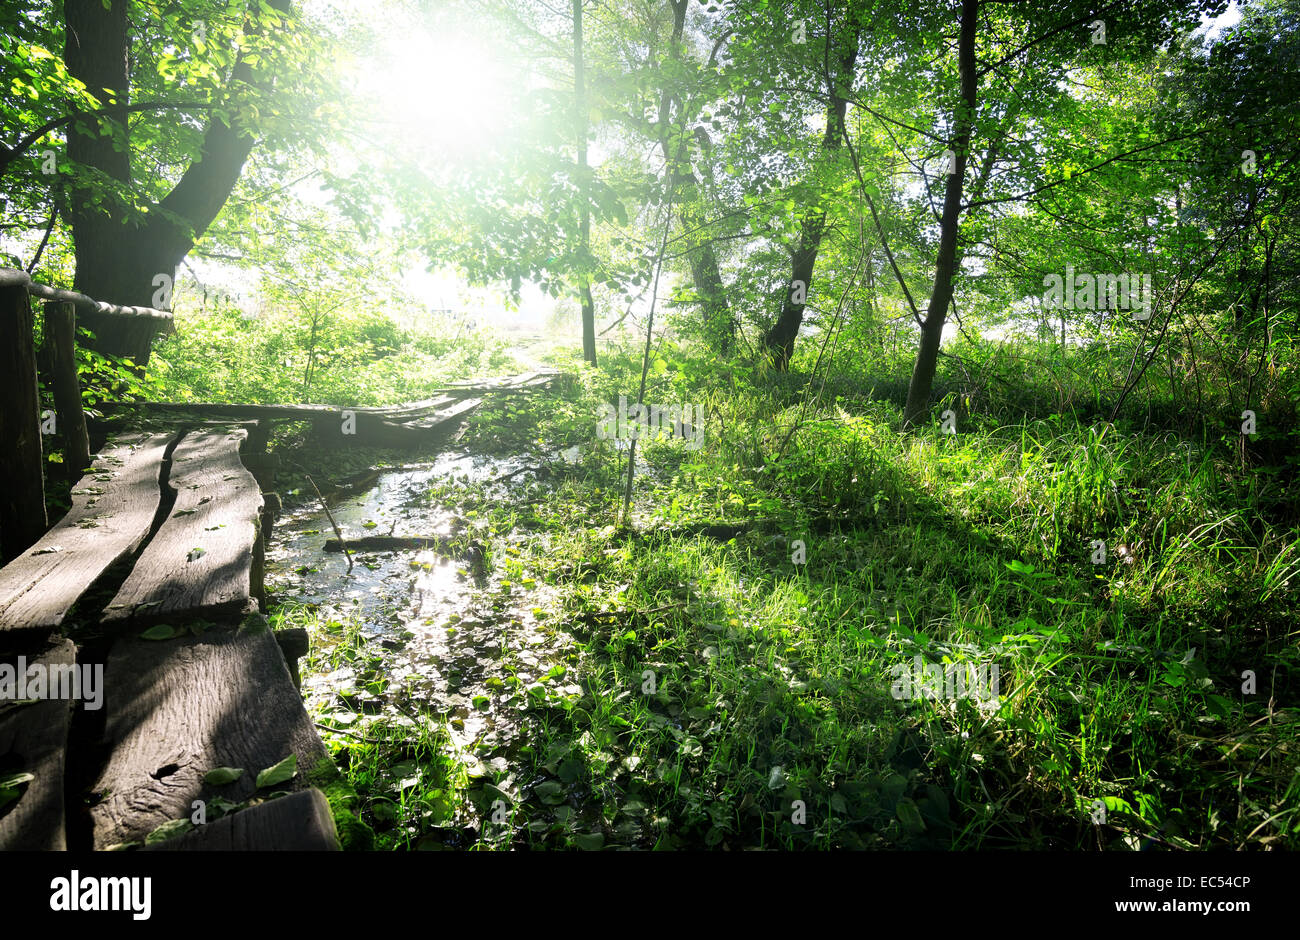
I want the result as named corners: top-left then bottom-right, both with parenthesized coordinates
top-left (303, 471), bottom-right (353, 572)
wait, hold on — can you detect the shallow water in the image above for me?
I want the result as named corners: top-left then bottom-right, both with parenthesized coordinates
top-left (265, 450), bottom-right (580, 784)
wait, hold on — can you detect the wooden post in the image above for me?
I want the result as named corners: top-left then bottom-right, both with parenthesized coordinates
top-left (0, 280), bottom-right (48, 563)
top-left (42, 301), bottom-right (91, 481)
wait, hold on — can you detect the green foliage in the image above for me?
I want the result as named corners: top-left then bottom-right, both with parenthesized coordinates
top-left (150, 301), bottom-right (510, 406)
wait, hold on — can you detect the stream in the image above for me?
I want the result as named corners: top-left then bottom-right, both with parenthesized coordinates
top-left (263, 449), bottom-right (585, 845)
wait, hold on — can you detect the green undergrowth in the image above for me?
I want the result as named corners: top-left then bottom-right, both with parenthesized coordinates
top-left (273, 341), bottom-right (1299, 849)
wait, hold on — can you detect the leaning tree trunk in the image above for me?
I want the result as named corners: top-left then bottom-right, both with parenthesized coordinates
top-left (62, 0), bottom-right (292, 367)
top-left (902, 0), bottom-right (978, 427)
top-left (684, 203), bottom-right (733, 354)
top-left (763, 213), bottom-right (826, 370)
top-left (761, 32), bottom-right (857, 371)
top-left (653, 1), bottom-right (733, 355)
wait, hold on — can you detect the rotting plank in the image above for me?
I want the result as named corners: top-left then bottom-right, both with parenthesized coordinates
top-left (0, 432), bottom-right (172, 646)
top-left (331, 398), bottom-right (483, 447)
top-left (89, 624), bottom-right (333, 850)
top-left (102, 428), bottom-right (263, 625)
top-left (144, 788), bottom-right (339, 851)
top-left (394, 397), bottom-right (483, 430)
top-left (433, 370), bottom-right (561, 397)
top-left (0, 639), bottom-right (77, 850)
top-left (112, 397), bottom-right (475, 447)
top-left (368, 395), bottom-right (458, 419)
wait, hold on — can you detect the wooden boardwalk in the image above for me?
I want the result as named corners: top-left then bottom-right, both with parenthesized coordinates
top-left (107, 370), bottom-right (563, 445)
top-left (0, 370), bottom-right (565, 852)
top-left (0, 423), bottom-right (339, 851)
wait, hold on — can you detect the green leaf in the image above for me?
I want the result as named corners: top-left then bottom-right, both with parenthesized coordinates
top-left (896, 797), bottom-right (927, 835)
top-left (1206, 694), bottom-right (1232, 718)
top-left (572, 831), bottom-right (604, 850)
top-left (557, 757), bottom-right (583, 784)
top-left (203, 767), bottom-right (244, 786)
top-left (145, 818), bottom-right (193, 845)
top-left (255, 754), bottom-right (297, 789)
top-left (139, 624), bottom-right (177, 640)
top-left (534, 780), bottom-right (566, 805)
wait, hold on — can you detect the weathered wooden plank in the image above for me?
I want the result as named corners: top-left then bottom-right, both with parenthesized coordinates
top-left (273, 628), bottom-right (309, 690)
top-left (102, 428), bottom-right (263, 624)
top-left (312, 398), bottom-right (482, 446)
top-left (0, 432), bottom-right (172, 645)
top-left (112, 397), bottom-right (452, 421)
top-left (111, 397), bottom-right (473, 447)
top-left (0, 639), bottom-right (76, 850)
top-left (145, 788), bottom-right (339, 851)
top-left (0, 282), bottom-right (47, 564)
top-left (369, 395), bottom-right (458, 419)
top-left (433, 370), bottom-right (561, 396)
top-left (114, 401), bottom-right (345, 420)
top-left (393, 397), bottom-right (483, 431)
top-left (90, 625), bottom-right (334, 849)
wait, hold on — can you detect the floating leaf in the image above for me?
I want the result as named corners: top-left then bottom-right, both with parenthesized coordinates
top-left (203, 767), bottom-right (244, 786)
top-left (255, 754), bottom-right (297, 789)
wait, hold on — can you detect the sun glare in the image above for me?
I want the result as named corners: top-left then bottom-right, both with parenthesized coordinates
top-left (363, 28), bottom-right (511, 159)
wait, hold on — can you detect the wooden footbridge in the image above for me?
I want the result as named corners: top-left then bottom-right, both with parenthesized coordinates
top-left (0, 269), bottom-right (561, 851)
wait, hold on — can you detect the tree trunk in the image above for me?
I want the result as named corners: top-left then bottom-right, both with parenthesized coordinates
top-left (62, 0), bottom-right (152, 363)
top-left (761, 30), bottom-right (857, 370)
top-left (0, 282), bottom-right (47, 562)
top-left (682, 196), bottom-right (732, 354)
top-left (62, 0), bottom-right (293, 367)
top-left (764, 213), bottom-right (827, 370)
top-left (654, 1), bottom-right (732, 355)
top-left (574, 0), bottom-right (597, 365)
top-left (903, 0), bottom-right (978, 427)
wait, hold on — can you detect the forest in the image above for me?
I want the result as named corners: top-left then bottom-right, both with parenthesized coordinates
top-left (0, 0), bottom-right (1296, 861)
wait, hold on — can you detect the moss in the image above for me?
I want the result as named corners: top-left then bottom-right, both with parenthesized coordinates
top-left (315, 764), bottom-right (374, 851)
